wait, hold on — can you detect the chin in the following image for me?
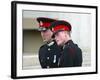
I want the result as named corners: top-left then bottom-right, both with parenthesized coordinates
top-left (43, 39), bottom-right (47, 42)
top-left (58, 42), bottom-right (64, 46)
top-left (57, 42), bottom-right (61, 46)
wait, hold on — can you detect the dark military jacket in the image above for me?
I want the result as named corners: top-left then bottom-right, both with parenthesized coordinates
top-left (39, 40), bottom-right (61, 68)
top-left (59, 40), bottom-right (83, 67)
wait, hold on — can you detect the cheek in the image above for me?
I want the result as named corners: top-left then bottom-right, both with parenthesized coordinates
top-left (41, 32), bottom-right (47, 39)
top-left (58, 35), bottom-right (64, 40)
top-left (55, 35), bottom-right (62, 43)
top-left (59, 37), bottom-right (63, 44)
top-left (58, 34), bottom-right (65, 42)
top-left (47, 32), bottom-right (52, 38)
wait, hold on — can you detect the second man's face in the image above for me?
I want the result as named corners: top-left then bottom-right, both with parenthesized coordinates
top-left (54, 31), bottom-right (66, 46)
top-left (41, 29), bottom-right (53, 42)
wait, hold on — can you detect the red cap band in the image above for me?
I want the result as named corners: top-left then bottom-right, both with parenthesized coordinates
top-left (52, 25), bottom-right (70, 32)
top-left (39, 22), bottom-right (51, 28)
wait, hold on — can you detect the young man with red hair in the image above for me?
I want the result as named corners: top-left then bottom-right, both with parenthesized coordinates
top-left (50, 20), bottom-right (83, 67)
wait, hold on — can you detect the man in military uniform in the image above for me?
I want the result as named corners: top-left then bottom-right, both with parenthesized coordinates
top-left (50, 20), bottom-right (83, 67)
top-left (37, 17), bottom-right (61, 68)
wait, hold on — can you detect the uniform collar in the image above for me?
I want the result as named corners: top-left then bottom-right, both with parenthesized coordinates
top-left (47, 39), bottom-right (54, 44)
top-left (65, 40), bottom-right (73, 45)
top-left (63, 40), bottom-right (73, 49)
